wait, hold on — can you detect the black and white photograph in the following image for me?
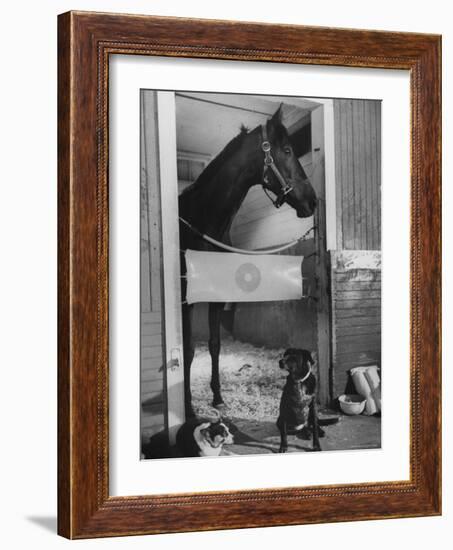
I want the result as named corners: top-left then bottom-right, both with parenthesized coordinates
top-left (140, 90), bottom-right (382, 460)
top-left (0, 0), bottom-right (447, 545)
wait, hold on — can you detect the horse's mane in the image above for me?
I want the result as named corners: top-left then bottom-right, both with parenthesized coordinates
top-left (180, 124), bottom-right (252, 196)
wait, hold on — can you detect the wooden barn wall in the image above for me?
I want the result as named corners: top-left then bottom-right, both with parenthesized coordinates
top-left (140, 92), bottom-right (166, 442)
top-left (330, 100), bottom-right (382, 399)
top-left (330, 251), bottom-right (381, 397)
top-left (334, 99), bottom-right (381, 251)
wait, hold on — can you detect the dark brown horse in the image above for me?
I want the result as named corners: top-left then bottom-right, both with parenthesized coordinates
top-left (179, 105), bottom-right (317, 417)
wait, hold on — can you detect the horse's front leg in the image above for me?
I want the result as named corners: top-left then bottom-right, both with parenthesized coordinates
top-left (208, 302), bottom-right (224, 407)
top-left (182, 303), bottom-right (195, 418)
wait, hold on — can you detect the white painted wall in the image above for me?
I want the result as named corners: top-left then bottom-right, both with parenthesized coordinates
top-left (230, 152), bottom-right (314, 248)
top-left (0, 2), bottom-right (450, 550)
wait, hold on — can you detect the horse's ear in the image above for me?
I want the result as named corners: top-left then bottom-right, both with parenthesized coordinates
top-left (271, 103), bottom-right (284, 123)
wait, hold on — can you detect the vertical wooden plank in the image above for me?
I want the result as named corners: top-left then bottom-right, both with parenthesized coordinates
top-left (314, 199), bottom-right (331, 405)
top-left (363, 100), bottom-right (370, 250)
top-left (340, 99), bottom-right (349, 249)
top-left (345, 101), bottom-right (354, 249)
top-left (359, 100), bottom-right (370, 250)
top-left (334, 100), bottom-right (343, 250)
top-left (354, 101), bottom-right (361, 249)
top-left (143, 93), bottom-right (164, 313)
top-left (355, 100), bottom-right (365, 249)
top-left (362, 101), bottom-right (369, 249)
top-left (365, 101), bottom-right (374, 250)
top-left (140, 91), bottom-right (166, 443)
top-left (140, 93), bottom-right (151, 313)
top-left (321, 100), bottom-right (337, 251)
top-left (340, 100), bottom-right (348, 249)
top-left (375, 101), bottom-right (382, 249)
top-left (346, 100), bottom-right (355, 249)
top-left (311, 106), bottom-right (331, 404)
top-left (311, 106), bottom-right (325, 200)
top-left (363, 101), bottom-right (373, 250)
top-left (370, 101), bottom-right (378, 250)
top-left (329, 251), bottom-right (338, 400)
top-left (156, 91), bottom-right (186, 444)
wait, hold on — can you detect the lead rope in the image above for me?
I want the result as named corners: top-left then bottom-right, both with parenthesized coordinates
top-left (179, 217), bottom-right (314, 255)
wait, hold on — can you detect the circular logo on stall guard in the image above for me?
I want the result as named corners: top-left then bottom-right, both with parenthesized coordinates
top-left (235, 262), bottom-right (261, 292)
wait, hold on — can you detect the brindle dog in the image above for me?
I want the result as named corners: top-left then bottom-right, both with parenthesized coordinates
top-left (277, 348), bottom-right (325, 453)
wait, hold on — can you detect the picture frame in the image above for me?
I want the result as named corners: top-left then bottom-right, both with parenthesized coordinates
top-left (58, 11), bottom-right (441, 539)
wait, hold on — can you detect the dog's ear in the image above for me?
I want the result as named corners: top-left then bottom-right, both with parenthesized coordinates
top-left (223, 426), bottom-right (234, 445)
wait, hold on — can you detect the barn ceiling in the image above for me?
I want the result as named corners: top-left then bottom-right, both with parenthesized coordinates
top-left (175, 92), bottom-right (320, 158)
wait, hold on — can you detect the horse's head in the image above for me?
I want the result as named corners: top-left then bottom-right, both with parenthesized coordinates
top-left (261, 105), bottom-right (317, 218)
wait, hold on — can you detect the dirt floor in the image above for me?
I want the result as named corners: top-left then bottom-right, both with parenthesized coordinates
top-left (191, 337), bottom-right (381, 455)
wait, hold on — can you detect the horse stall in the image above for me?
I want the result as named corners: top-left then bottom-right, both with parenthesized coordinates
top-left (177, 92), bottom-right (329, 450)
top-left (140, 90), bottom-right (381, 456)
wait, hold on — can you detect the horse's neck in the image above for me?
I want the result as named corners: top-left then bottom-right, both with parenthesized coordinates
top-left (210, 168), bottom-right (256, 238)
top-left (182, 133), bottom-right (262, 240)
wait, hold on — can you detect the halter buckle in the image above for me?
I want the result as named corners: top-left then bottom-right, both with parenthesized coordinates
top-left (261, 141), bottom-right (271, 153)
top-left (282, 184), bottom-right (293, 196)
top-left (262, 141), bottom-right (274, 165)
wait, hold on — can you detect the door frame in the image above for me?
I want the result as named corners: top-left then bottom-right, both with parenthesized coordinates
top-left (310, 100), bottom-right (336, 405)
top-left (154, 91), bottom-right (186, 443)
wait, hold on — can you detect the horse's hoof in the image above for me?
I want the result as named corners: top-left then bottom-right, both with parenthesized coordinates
top-left (278, 447), bottom-right (288, 453)
top-left (212, 400), bottom-right (225, 409)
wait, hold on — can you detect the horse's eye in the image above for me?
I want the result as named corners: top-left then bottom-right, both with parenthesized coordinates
top-left (284, 147), bottom-right (292, 156)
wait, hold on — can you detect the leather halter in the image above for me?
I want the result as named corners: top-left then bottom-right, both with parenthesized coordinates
top-left (261, 123), bottom-right (294, 209)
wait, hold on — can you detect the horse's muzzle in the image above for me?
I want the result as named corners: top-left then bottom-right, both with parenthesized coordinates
top-left (296, 202), bottom-right (316, 218)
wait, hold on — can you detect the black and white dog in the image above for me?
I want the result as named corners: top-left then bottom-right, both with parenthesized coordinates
top-left (277, 348), bottom-right (324, 453)
top-left (176, 416), bottom-right (234, 457)
top-left (142, 414), bottom-right (234, 459)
